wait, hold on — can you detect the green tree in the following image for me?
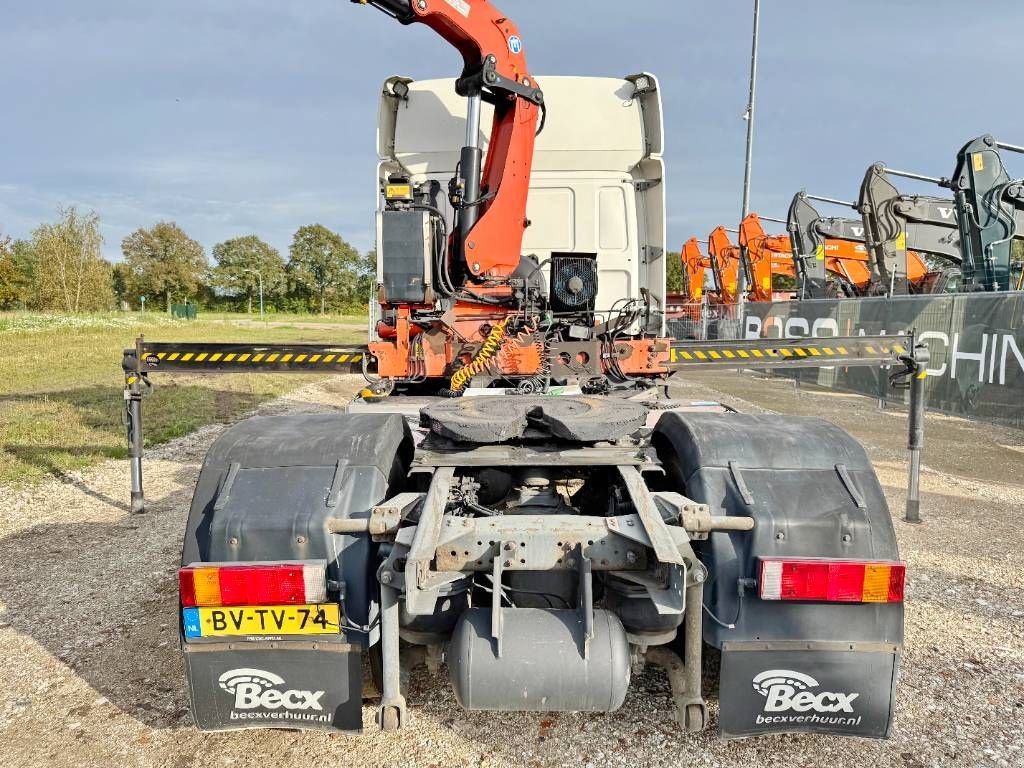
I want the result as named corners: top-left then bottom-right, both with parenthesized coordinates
top-left (0, 236), bottom-right (22, 309)
top-left (288, 224), bottom-right (360, 314)
top-left (121, 222), bottom-right (207, 312)
top-left (0, 236), bottom-right (36, 309)
top-left (355, 248), bottom-right (378, 306)
top-left (111, 262), bottom-right (131, 308)
top-left (211, 235), bottom-right (286, 313)
top-left (665, 250), bottom-right (683, 293)
top-left (30, 207), bottom-right (114, 312)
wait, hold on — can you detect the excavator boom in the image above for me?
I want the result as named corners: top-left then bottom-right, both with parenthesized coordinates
top-left (707, 226), bottom-right (744, 303)
top-left (857, 163), bottom-right (961, 294)
top-left (946, 135), bottom-right (1024, 291)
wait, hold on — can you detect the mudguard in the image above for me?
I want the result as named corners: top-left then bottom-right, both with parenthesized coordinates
top-left (180, 413), bottom-right (413, 732)
top-left (654, 412), bottom-right (902, 738)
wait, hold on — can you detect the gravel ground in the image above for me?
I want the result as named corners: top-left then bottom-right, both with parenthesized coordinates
top-left (0, 373), bottom-right (1022, 768)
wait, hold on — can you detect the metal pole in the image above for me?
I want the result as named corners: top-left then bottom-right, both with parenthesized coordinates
top-left (905, 343), bottom-right (929, 523)
top-left (460, 92), bottom-right (485, 272)
top-left (123, 339), bottom-right (145, 514)
top-left (740, 0), bottom-right (760, 220)
top-left (738, 0), bottom-right (760, 317)
top-left (996, 140), bottom-right (1024, 154)
top-left (882, 167), bottom-right (945, 185)
top-left (805, 194), bottom-right (856, 208)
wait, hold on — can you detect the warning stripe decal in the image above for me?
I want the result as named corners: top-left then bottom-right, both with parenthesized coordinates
top-left (667, 336), bottom-right (911, 369)
top-left (137, 343), bottom-right (369, 373)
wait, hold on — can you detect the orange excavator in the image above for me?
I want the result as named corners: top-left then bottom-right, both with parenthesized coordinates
top-left (680, 237), bottom-right (714, 302)
top-left (739, 213), bottom-right (875, 299)
top-left (736, 214), bottom-right (799, 301)
top-left (707, 226), bottom-right (745, 303)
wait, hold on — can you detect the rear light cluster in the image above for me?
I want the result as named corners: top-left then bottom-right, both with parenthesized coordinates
top-left (759, 558), bottom-right (905, 603)
top-left (179, 562), bottom-right (327, 607)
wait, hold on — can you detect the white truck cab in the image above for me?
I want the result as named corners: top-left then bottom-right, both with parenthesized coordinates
top-left (375, 73), bottom-right (667, 334)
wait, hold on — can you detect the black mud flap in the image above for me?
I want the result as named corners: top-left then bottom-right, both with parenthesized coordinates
top-left (719, 642), bottom-right (900, 739)
top-left (184, 641), bottom-right (363, 732)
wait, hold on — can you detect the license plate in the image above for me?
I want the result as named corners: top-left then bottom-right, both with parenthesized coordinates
top-left (182, 604), bottom-right (341, 638)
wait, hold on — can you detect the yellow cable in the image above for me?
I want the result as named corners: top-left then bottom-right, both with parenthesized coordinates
top-left (450, 319), bottom-right (508, 392)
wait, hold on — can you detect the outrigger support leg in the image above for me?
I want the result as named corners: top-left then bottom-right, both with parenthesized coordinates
top-left (904, 340), bottom-right (929, 524)
top-left (892, 334), bottom-right (929, 524)
top-left (377, 578), bottom-right (407, 731)
top-left (122, 338), bottom-right (146, 515)
top-left (645, 581), bottom-right (708, 732)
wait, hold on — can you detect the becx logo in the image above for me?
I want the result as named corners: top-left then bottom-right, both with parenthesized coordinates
top-left (218, 668), bottom-right (325, 711)
top-left (752, 669), bottom-right (859, 713)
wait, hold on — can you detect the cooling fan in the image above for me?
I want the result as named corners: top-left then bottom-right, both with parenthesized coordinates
top-left (550, 254), bottom-right (598, 313)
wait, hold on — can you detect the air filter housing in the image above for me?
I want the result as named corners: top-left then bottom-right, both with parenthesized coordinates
top-left (550, 253), bottom-right (598, 314)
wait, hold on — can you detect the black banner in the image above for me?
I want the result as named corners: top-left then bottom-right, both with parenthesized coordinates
top-left (738, 293), bottom-right (1024, 425)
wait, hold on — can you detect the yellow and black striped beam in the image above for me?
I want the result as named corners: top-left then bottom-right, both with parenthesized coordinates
top-left (131, 341), bottom-right (370, 374)
top-left (666, 334), bottom-right (912, 370)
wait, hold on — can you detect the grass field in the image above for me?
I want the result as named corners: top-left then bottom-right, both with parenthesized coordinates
top-left (0, 312), bottom-right (366, 486)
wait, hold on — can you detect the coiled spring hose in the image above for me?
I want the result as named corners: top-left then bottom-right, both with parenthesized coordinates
top-left (448, 319), bottom-right (508, 394)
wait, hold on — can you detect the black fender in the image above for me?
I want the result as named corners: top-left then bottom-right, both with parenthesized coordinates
top-left (182, 412), bottom-right (414, 644)
top-left (653, 411), bottom-right (902, 649)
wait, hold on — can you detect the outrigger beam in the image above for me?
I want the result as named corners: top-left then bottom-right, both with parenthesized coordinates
top-left (121, 333), bottom-right (927, 522)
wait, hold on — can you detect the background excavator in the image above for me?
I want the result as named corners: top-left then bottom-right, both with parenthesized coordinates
top-left (681, 237), bottom-right (715, 303)
top-left (735, 214), bottom-right (801, 301)
top-left (706, 226), bottom-right (745, 303)
top-left (941, 135), bottom-right (1024, 291)
top-left (857, 164), bottom-right (962, 294)
top-left (788, 191), bottom-right (935, 297)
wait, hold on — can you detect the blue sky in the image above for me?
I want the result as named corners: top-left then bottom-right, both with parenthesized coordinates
top-left (3, 1), bottom-right (1024, 262)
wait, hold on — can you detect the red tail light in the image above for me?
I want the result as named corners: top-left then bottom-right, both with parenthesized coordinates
top-left (179, 561), bottom-right (327, 607)
top-left (759, 558), bottom-right (905, 603)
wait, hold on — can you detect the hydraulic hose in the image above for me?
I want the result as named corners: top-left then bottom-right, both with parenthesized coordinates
top-left (448, 319), bottom-right (508, 394)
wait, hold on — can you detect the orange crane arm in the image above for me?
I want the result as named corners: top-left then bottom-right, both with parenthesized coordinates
top-left (356, 0), bottom-right (542, 280)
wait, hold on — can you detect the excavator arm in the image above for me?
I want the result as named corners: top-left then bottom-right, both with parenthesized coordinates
top-left (681, 237), bottom-right (713, 301)
top-left (707, 227), bottom-right (744, 303)
top-left (738, 213), bottom-right (792, 302)
top-left (355, 0), bottom-right (543, 279)
top-left (790, 190), bottom-right (935, 298)
top-left (946, 135), bottom-right (1024, 291)
top-left (857, 163), bottom-right (961, 294)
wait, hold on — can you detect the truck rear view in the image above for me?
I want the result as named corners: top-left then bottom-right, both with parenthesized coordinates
top-left (148, 0), bottom-right (916, 740)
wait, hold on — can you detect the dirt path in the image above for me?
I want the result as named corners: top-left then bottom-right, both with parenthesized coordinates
top-left (0, 375), bottom-right (1021, 768)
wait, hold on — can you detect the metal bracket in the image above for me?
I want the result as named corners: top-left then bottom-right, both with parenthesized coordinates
top-left (835, 464), bottom-right (866, 509)
top-left (491, 549), bottom-right (504, 658)
top-left (728, 461), bottom-right (755, 506)
top-left (577, 546), bottom-right (594, 660)
top-left (328, 492), bottom-right (424, 541)
top-left (326, 460), bottom-right (347, 509)
top-left (617, 466), bottom-right (685, 566)
top-left (212, 462), bottom-right (240, 513)
top-left (610, 563), bottom-right (686, 616)
top-left (404, 466), bottom-right (456, 616)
